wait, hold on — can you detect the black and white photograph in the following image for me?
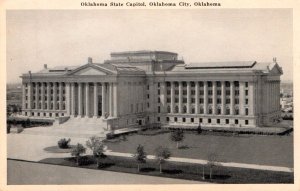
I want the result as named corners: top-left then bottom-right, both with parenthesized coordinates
top-left (2, 1), bottom-right (298, 189)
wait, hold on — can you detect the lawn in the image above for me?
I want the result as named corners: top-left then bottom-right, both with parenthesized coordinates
top-left (39, 155), bottom-right (293, 184)
top-left (105, 131), bottom-right (293, 168)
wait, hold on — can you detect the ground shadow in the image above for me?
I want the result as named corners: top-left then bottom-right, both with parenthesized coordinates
top-left (162, 169), bottom-right (183, 174)
top-left (98, 162), bottom-right (115, 169)
top-left (140, 167), bottom-right (156, 172)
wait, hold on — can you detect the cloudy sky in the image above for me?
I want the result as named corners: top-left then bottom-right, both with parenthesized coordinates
top-left (6, 9), bottom-right (292, 83)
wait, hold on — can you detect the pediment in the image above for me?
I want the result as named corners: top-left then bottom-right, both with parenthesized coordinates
top-left (73, 67), bottom-right (107, 76)
top-left (269, 63), bottom-right (283, 75)
top-left (67, 64), bottom-right (113, 76)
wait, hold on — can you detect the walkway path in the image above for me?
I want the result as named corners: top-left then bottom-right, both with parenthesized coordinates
top-left (7, 133), bottom-right (293, 173)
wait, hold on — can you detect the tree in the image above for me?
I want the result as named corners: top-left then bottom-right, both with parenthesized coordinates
top-left (206, 153), bottom-right (221, 180)
top-left (154, 146), bottom-right (171, 173)
top-left (133, 144), bottom-right (147, 172)
top-left (71, 143), bottom-right (86, 166)
top-left (170, 130), bottom-right (184, 149)
top-left (86, 136), bottom-right (106, 168)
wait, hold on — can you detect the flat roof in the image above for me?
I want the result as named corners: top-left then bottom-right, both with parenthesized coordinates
top-left (186, 61), bottom-right (256, 69)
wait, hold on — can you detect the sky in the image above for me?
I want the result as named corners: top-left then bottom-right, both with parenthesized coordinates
top-left (6, 9), bottom-right (293, 83)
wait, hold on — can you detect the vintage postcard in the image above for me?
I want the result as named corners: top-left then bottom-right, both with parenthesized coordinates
top-left (0, 0), bottom-right (299, 191)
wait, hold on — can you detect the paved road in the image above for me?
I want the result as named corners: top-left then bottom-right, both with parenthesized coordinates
top-left (7, 160), bottom-right (203, 185)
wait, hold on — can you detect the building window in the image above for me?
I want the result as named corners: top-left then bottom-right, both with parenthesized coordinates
top-left (183, 98), bottom-right (187, 103)
top-left (191, 107), bottom-right (195, 114)
top-left (174, 117), bottom-right (178, 122)
top-left (191, 118), bottom-right (194, 123)
top-left (147, 94), bottom-right (150, 99)
top-left (136, 103), bottom-right (139, 113)
top-left (158, 89), bottom-right (160, 95)
top-left (208, 118), bottom-right (211, 123)
top-left (199, 118), bottom-right (203, 123)
top-left (175, 98), bottom-right (179, 103)
top-left (167, 98), bottom-right (171, 103)
top-left (235, 99), bottom-right (239, 104)
top-left (245, 90), bottom-right (248, 96)
top-left (217, 98), bottom-right (221, 104)
top-left (208, 90), bottom-right (213, 95)
top-left (217, 90), bottom-right (221, 95)
top-left (147, 102), bottom-right (150, 108)
top-left (226, 108), bottom-right (230, 115)
top-left (183, 105), bottom-right (187, 113)
top-left (234, 81), bottom-right (239, 87)
top-left (157, 83), bottom-right (160, 88)
top-left (191, 98), bottom-right (195, 103)
top-left (157, 117), bottom-right (160, 122)
top-left (235, 119), bottom-right (239, 124)
top-left (217, 108), bottom-right (221, 115)
top-left (208, 107), bottom-right (212, 114)
top-left (226, 90), bottom-right (230, 96)
top-left (191, 90), bottom-right (195, 95)
top-left (175, 90), bottom-right (179, 95)
top-left (245, 82), bottom-right (248, 87)
top-left (49, 113), bottom-right (52, 117)
top-left (183, 90), bottom-right (187, 95)
top-left (191, 82), bottom-right (195, 87)
top-left (208, 82), bottom-right (212, 87)
top-left (147, 85), bottom-right (149, 90)
top-left (200, 98), bottom-right (204, 104)
top-left (31, 112), bottom-right (34, 116)
top-left (175, 106), bottom-right (179, 113)
top-left (182, 118), bottom-right (186, 122)
top-left (167, 106), bottom-right (171, 113)
top-left (199, 90), bottom-right (204, 95)
top-left (158, 98), bottom-right (160, 103)
top-left (245, 99), bottom-right (248, 105)
top-left (37, 113), bottom-right (40, 116)
top-left (217, 119), bottom-right (220, 124)
top-left (200, 107), bottom-right (204, 114)
top-left (235, 108), bottom-right (239, 115)
top-left (44, 113), bottom-right (46, 117)
top-left (235, 90), bottom-right (239, 96)
top-left (245, 120), bottom-right (249, 125)
top-left (158, 106), bottom-right (161, 113)
top-left (208, 98), bottom-right (213, 104)
top-left (226, 119), bottom-right (229, 124)
top-left (217, 81), bottom-right (221, 87)
top-left (166, 117), bottom-right (170, 122)
top-left (245, 108), bottom-right (249, 115)
top-left (226, 99), bottom-right (230, 104)
top-left (167, 90), bottom-right (171, 95)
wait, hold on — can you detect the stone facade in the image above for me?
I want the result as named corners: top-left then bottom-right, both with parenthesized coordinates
top-left (20, 50), bottom-right (283, 129)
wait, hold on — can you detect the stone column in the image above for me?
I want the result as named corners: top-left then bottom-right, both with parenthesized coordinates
top-left (35, 83), bottom-right (39, 109)
top-left (178, 81), bottom-right (182, 113)
top-left (203, 81), bottom-right (208, 114)
top-left (94, 83), bottom-right (98, 117)
top-left (46, 83), bottom-right (50, 111)
top-left (195, 81), bottom-right (199, 114)
top-left (230, 81), bottom-right (234, 115)
top-left (248, 82), bottom-right (254, 115)
top-left (22, 83), bottom-right (26, 111)
top-left (170, 82), bottom-right (175, 113)
top-left (71, 83), bottom-right (75, 116)
top-left (78, 83), bottom-right (82, 116)
top-left (113, 83), bottom-right (118, 117)
top-left (66, 83), bottom-right (71, 115)
top-left (161, 82), bottom-right (166, 113)
top-left (85, 82), bottom-right (90, 117)
top-left (239, 82), bottom-right (245, 115)
top-left (28, 83), bottom-right (32, 115)
top-left (53, 82), bottom-right (57, 110)
top-left (187, 81), bottom-right (191, 114)
top-left (212, 81), bottom-right (217, 114)
top-left (221, 81), bottom-right (225, 115)
top-left (102, 83), bottom-right (106, 117)
top-left (59, 83), bottom-right (63, 111)
top-left (109, 83), bottom-right (113, 117)
top-left (41, 83), bottom-right (45, 110)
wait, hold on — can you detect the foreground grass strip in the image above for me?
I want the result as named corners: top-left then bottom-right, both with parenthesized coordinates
top-left (37, 155), bottom-right (293, 184)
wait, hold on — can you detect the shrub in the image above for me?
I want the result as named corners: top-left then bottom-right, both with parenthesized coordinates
top-left (106, 132), bottom-right (115, 139)
top-left (71, 143), bottom-right (86, 166)
top-left (86, 136), bottom-right (106, 168)
top-left (133, 144), bottom-right (147, 172)
top-left (58, 138), bottom-right (71, 149)
top-left (155, 146), bottom-right (171, 173)
top-left (170, 130), bottom-right (184, 149)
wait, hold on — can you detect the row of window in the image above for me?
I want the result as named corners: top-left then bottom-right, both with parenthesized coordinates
top-left (27, 89), bottom-right (66, 95)
top-left (158, 105), bottom-right (250, 115)
top-left (24, 112), bottom-right (63, 117)
top-left (25, 102), bottom-right (66, 110)
top-left (26, 96), bottom-right (66, 101)
top-left (157, 81), bottom-right (249, 88)
top-left (159, 88), bottom-right (249, 97)
top-left (158, 116), bottom-right (249, 125)
top-left (162, 97), bottom-right (249, 105)
top-left (25, 82), bottom-right (66, 88)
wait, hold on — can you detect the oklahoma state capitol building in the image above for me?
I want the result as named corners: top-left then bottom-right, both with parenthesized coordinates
top-left (20, 50), bottom-right (282, 130)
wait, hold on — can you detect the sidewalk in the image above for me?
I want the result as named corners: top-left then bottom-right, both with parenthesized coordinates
top-left (7, 133), bottom-right (293, 173)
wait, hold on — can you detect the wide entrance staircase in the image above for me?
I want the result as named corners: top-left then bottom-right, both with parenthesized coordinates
top-left (22, 117), bottom-right (107, 138)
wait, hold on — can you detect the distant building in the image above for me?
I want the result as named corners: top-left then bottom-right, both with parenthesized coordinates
top-left (20, 50), bottom-right (283, 130)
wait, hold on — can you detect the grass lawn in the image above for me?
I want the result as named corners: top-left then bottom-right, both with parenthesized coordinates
top-left (39, 155), bottom-right (293, 184)
top-left (105, 131), bottom-right (293, 168)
